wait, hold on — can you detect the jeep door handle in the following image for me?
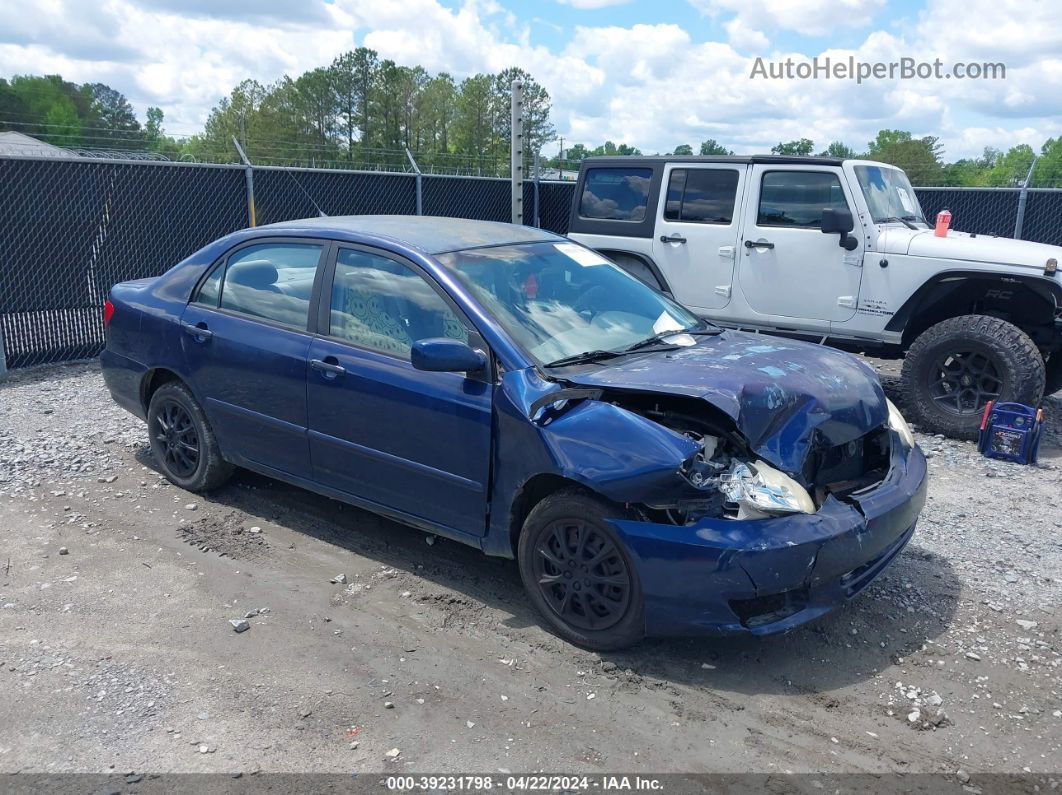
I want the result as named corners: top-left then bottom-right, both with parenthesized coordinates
top-left (744, 239), bottom-right (775, 250)
top-left (660, 234), bottom-right (687, 244)
top-left (310, 358), bottom-right (346, 378)
top-left (181, 322), bottom-right (213, 342)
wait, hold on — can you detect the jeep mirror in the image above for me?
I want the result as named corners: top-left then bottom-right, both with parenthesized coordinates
top-left (821, 208), bottom-right (859, 251)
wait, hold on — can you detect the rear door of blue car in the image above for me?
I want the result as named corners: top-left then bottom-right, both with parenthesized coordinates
top-left (180, 238), bottom-right (330, 478)
top-left (305, 244), bottom-right (493, 538)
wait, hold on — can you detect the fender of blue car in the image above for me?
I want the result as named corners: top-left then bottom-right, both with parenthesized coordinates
top-left (497, 367), bottom-right (701, 505)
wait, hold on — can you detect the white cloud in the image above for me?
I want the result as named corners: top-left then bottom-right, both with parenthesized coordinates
top-left (724, 19), bottom-right (769, 52)
top-left (689, 0), bottom-right (885, 37)
top-left (0, 0), bottom-right (1057, 160)
top-left (556, 0), bottom-right (632, 8)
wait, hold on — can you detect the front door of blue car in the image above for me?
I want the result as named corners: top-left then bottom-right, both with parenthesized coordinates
top-left (305, 246), bottom-right (492, 538)
top-left (180, 240), bottom-right (328, 478)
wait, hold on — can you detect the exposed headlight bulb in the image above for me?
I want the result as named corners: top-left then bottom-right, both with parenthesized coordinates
top-left (886, 398), bottom-right (916, 450)
top-left (722, 460), bottom-right (816, 517)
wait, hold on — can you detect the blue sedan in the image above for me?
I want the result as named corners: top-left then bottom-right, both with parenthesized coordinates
top-left (101, 216), bottom-right (927, 649)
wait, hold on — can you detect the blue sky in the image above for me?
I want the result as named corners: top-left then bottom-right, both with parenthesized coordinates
top-left (0, 0), bottom-right (1058, 160)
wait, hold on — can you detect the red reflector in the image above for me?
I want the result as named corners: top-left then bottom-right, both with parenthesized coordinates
top-left (103, 300), bottom-right (115, 328)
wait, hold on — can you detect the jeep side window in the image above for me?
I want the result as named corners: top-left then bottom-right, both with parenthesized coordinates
top-left (664, 169), bottom-right (740, 224)
top-left (579, 167), bottom-right (653, 221)
top-left (757, 171), bottom-right (848, 228)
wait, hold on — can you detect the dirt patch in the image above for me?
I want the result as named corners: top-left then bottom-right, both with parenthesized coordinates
top-left (176, 510), bottom-right (270, 560)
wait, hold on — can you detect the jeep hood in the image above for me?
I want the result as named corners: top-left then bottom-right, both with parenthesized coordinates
top-left (555, 330), bottom-right (888, 474)
top-left (881, 227), bottom-right (1062, 268)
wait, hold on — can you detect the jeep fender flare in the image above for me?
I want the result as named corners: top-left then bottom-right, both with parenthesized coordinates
top-left (598, 249), bottom-right (673, 295)
top-left (885, 269), bottom-right (1062, 347)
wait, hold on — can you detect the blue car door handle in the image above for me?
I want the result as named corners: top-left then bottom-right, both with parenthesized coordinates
top-left (310, 358), bottom-right (346, 379)
top-left (181, 321), bottom-right (213, 342)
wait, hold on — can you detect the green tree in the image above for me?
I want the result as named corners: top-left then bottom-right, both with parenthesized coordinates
top-left (771, 138), bottom-right (814, 156)
top-left (867, 129), bottom-right (944, 185)
top-left (982, 145), bottom-right (1034, 186)
top-left (453, 73), bottom-right (496, 172)
top-left (1033, 137), bottom-right (1062, 188)
top-left (84, 82), bottom-right (140, 145)
top-left (699, 139), bottom-right (732, 155)
top-left (672, 143), bottom-right (693, 155)
top-left (818, 141), bottom-right (856, 158)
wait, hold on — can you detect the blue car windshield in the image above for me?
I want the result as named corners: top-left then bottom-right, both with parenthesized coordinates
top-left (436, 241), bottom-right (703, 365)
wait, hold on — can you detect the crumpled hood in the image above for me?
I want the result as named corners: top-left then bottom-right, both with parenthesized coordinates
top-left (559, 330), bottom-right (889, 473)
top-left (881, 227), bottom-right (1062, 269)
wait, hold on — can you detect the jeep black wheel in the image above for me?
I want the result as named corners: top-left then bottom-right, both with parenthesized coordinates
top-left (902, 315), bottom-right (1045, 439)
top-left (147, 381), bottom-right (233, 492)
top-left (518, 489), bottom-right (644, 650)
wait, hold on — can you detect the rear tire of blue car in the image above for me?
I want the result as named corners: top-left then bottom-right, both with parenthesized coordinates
top-left (147, 382), bottom-right (233, 493)
top-left (518, 489), bottom-right (644, 651)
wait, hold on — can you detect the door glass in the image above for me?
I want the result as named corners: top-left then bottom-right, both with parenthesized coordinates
top-left (757, 171), bottom-right (847, 228)
top-left (193, 261), bottom-right (223, 307)
top-left (579, 167), bottom-right (653, 221)
top-left (664, 169), bottom-right (739, 224)
top-left (219, 243), bottom-right (322, 327)
top-left (329, 249), bottom-right (467, 359)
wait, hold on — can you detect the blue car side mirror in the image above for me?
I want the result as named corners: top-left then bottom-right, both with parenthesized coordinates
top-left (411, 337), bottom-right (488, 374)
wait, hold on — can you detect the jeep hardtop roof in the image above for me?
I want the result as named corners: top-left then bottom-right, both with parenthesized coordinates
top-left (580, 155), bottom-right (844, 167)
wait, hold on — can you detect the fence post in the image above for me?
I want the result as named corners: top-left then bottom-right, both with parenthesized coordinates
top-left (511, 80), bottom-right (524, 224)
top-left (0, 326), bottom-right (7, 378)
top-left (1014, 156), bottom-right (1038, 240)
top-left (405, 148), bottom-right (423, 215)
top-left (533, 151), bottom-right (541, 228)
top-left (232, 137), bottom-right (256, 227)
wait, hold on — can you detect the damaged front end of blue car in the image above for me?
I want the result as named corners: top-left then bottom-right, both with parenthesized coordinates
top-left (494, 332), bottom-right (928, 637)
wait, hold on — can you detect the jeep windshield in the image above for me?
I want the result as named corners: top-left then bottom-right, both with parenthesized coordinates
top-left (854, 165), bottom-right (928, 226)
top-left (436, 241), bottom-right (705, 367)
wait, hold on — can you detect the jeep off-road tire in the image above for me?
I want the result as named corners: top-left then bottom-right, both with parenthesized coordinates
top-left (1044, 353), bottom-right (1062, 396)
top-left (518, 488), bottom-right (645, 651)
top-left (901, 315), bottom-right (1045, 440)
top-left (147, 381), bottom-right (233, 492)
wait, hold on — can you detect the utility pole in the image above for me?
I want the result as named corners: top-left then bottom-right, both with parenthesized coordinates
top-left (511, 80), bottom-right (524, 225)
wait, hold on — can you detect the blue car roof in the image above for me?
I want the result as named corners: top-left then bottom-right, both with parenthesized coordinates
top-left (261, 215), bottom-right (564, 255)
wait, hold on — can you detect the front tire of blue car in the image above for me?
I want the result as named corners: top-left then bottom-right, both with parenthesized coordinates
top-left (518, 489), bottom-right (645, 651)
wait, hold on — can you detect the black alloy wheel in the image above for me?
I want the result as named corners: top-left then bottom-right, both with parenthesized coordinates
top-left (518, 488), bottom-right (644, 650)
top-left (926, 349), bottom-right (1003, 415)
top-left (531, 519), bottom-right (632, 631)
top-left (146, 381), bottom-right (233, 492)
top-left (153, 398), bottom-right (200, 478)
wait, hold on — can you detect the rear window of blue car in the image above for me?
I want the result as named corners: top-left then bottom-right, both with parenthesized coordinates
top-left (193, 242), bottom-right (323, 329)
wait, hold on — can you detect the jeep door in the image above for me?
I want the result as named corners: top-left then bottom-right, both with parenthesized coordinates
top-left (652, 164), bottom-right (745, 311)
top-left (738, 165), bottom-right (863, 324)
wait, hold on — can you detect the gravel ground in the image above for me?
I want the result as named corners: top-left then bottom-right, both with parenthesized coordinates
top-left (0, 360), bottom-right (1059, 780)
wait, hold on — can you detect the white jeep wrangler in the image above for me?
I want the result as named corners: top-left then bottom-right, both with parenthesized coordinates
top-left (566, 155), bottom-right (1062, 439)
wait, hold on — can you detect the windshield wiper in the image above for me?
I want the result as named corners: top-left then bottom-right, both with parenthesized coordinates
top-left (880, 216), bottom-right (918, 230)
top-left (543, 349), bottom-right (622, 368)
top-left (544, 325), bottom-right (723, 368)
top-left (901, 214), bottom-right (927, 227)
top-left (621, 327), bottom-right (722, 353)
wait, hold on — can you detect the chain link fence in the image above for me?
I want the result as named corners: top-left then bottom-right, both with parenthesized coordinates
top-left (1, 153), bottom-right (1060, 371)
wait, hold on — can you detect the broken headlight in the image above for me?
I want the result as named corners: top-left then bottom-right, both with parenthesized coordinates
top-left (886, 398), bottom-right (915, 450)
top-left (722, 460), bottom-right (816, 518)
